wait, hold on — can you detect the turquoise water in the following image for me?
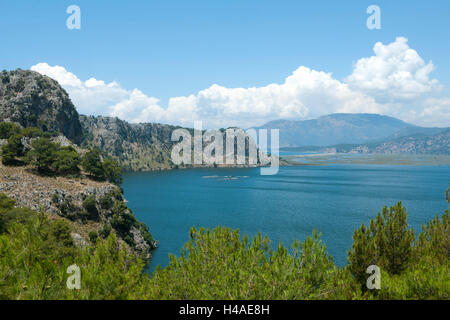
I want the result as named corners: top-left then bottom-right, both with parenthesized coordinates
top-left (122, 165), bottom-right (450, 273)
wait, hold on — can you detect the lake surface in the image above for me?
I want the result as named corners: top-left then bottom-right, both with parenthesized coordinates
top-left (122, 163), bottom-right (450, 273)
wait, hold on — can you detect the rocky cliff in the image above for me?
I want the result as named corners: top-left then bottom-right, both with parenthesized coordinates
top-left (79, 115), bottom-right (176, 171)
top-left (0, 69), bottom-right (179, 171)
top-left (0, 70), bottom-right (83, 144)
top-left (79, 116), bottom-right (263, 171)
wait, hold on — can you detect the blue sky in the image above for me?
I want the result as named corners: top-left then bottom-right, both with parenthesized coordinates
top-left (1, 0), bottom-right (449, 128)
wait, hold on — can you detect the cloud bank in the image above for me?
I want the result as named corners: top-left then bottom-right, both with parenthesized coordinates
top-left (31, 37), bottom-right (449, 128)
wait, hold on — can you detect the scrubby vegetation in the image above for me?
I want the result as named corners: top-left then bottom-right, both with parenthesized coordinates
top-left (81, 149), bottom-right (123, 184)
top-left (0, 123), bottom-right (122, 184)
top-left (0, 190), bottom-right (448, 300)
top-left (0, 122), bottom-right (21, 139)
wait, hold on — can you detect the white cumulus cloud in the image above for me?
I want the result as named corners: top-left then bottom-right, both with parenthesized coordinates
top-left (345, 37), bottom-right (441, 100)
top-left (30, 37), bottom-right (449, 128)
top-left (31, 63), bottom-right (382, 128)
top-left (31, 63), bottom-right (130, 116)
top-left (157, 67), bottom-right (382, 128)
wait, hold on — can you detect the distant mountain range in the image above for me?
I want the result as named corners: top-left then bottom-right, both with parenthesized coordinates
top-left (257, 113), bottom-right (419, 147)
top-left (256, 114), bottom-right (449, 154)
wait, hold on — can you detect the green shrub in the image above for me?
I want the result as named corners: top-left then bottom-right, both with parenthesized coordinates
top-left (1, 134), bottom-right (24, 165)
top-left (0, 122), bottom-right (22, 139)
top-left (110, 200), bottom-right (137, 235)
top-left (21, 127), bottom-right (43, 138)
top-left (81, 149), bottom-right (105, 179)
top-left (52, 146), bottom-right (80, 175)
top-left (102, 158), bottom-right (123, 185)
top-left (81, 150), bottom-right (123, 185)
top-left (123, 235), bottom-right (135, 246)
top-left (137, 222), bottom-right (154, 245)
top-left (1, 127), bottom-right (83, 177)
top-left (54, 197), bottom-right (81, 221)
top-left (26, 138), bottom-right (59, 173)
top-left (82, 195), bottom-right (97, 212)
top-left (378, 255), bottom-right (449, 299)
top-left (99, 194), bottom-right (114, 210)
top-left (82, 195), bottom-right (98, 220)
top-left (111, 188), bottom-right (124, 201)
top-left (99, 223), bottom-right (112, 239)
top-left (414, 210), bottom-right (449, 265)
top-left (146, 227), bottom-right (352, 299)
top-left (89, 231), bottom-right (98, 244)
top-left (0, 194), bottom-right (34, 234)
top-left (0, 193), bottom-right (15, 210)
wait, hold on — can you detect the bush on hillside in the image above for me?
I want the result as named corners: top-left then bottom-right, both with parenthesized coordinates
top-left (81, 149), bottom-right (104, 179)
top-left (26, 138), bottom-right (59, 173)
top-left (81, 149), bottom-right (123, 185)
top-left (0, 122), bottom-right (22, 139)
top-left (1, 134), bottom-right (24, 165)
top-left (52, 146), bottom-right (80, 175)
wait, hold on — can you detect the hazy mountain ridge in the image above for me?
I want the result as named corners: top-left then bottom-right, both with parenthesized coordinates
top-left (378, 126), bottom-right (449, 141)
top-left (259, 113), bottom-right (449, 155)
top-left (346, 128), bottom-right (450, 155)
top-left (257, 113), bottom-right (414, 147)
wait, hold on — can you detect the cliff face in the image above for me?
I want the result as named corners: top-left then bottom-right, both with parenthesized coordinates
top-left (79, 116), bottom-right (262, 171)
top-left (0, 70), bottom-right (83, 144)
top-left (79, 115), bottom-right (177, 171)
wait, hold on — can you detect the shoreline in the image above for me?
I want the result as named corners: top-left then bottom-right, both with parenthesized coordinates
top-left (282, 153), bottom-right (450, 166)
top-left (123, 153), bottom-right (450, 173)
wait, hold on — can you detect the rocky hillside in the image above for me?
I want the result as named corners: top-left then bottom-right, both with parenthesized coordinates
top-left (0, 161), bottom-right (156, 259)
top-left (80, 115), bottom-right (177, 171)
top-left (0, 69), bottom-right (260, 171)
top-left (0, 69), bottom-right (179, 171)
top-left (0, 70), bottom-right (83, 144)
top-left (80, 116), bottom-right (264, 171)
top-left (347, 128), bottom-right (450, 155)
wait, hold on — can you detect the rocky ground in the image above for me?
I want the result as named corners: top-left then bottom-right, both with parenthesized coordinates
top-left (0, 162), bottom-right (155, 259)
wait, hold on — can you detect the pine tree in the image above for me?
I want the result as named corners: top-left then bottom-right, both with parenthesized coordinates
top-left (348, 202), bottom-right (415, 288)
top-left (26, 138), bottom-right (59, 173)
top-left (1, 134), bottom-right (24, 165)
top-left (52, 146), bottom-right (80, 175)
top-left (102, 158), bottom-right (123, 185)
top-left (81, 149), bottom-right (105, 179)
